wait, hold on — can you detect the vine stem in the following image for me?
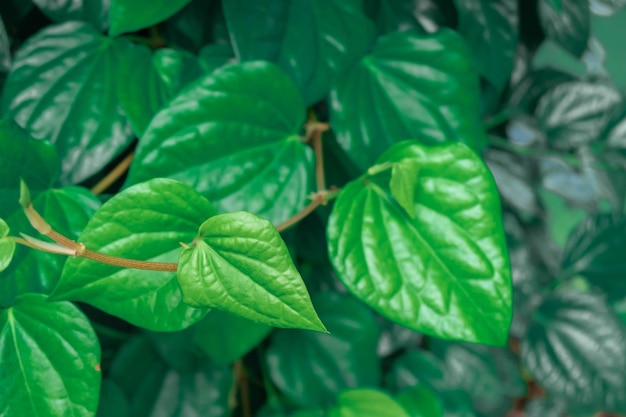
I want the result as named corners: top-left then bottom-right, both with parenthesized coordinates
top-left (91, 151), bottom-right (135, 195)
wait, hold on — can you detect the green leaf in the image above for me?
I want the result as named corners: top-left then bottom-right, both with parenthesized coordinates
top-left (0, 120), bottom-right (59, 218)
top-left (453, 0), bottom-right (518, 92)
top-left (389, 158), bottom-right (420, 218)
top-left (51, 179), bottom-right (211, 331)
top-left (0, 294), bottom-right (101, 417)
top-left (177, 211), bottom-right (325, 332)
top-left (108, 0), bottom-right (193, 36)
top-left (328, 389), bottom-right (410, 417)
top-left (395, 385), bottom-right (444, 417)
top-left (535, 82), bottom-right (622, 150)
top-left (521, 290), bottom-right (626, 411)
top-left (561, 214), bottom-right (626, 301)
top-left (265, 292), bottom-right (381, 407)
top-left (125, 61), bottom-right (314, 226)
top-left (485, 149), bottom-right (539, 215)
top-left (539, 0), bottom-right (590, 57)
top-left (0, 16), bottom-right (10, 72)
top-left (97, 380), bottom-right (130, 417)
top-left (330, 29), bottom-right (486, 171)
top-left (193, 310), bottom-right (271, 365)
top-left (163, 0), bottom-right (225, 53)
top-left (109, 334), bottom-right (232, 417)
top-left (223, 0), bottom-right (375, 105)
top-left (0, 218), bottom-right (15, 273)
top-left (328, 141), bottom-right (512, 345)
top-left (1, 187), bottom-right (100, 307)
top-left (1, 21), bottom-right (135, 184)
top-left (32, 0), bottom-right (109, 31)
top-left (198, 43), bottom-right (235, 73)
top-left (506, 68), bottom-right (576, 114)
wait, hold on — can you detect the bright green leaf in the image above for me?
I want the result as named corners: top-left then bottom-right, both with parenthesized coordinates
top-left (1, 21), bottom-right (135, 184)
top-left (32, 0), bottom-right (109, 31)
top-left (125, 61), bottom-right (314, 226)
top-left (453, 0), bottom-right (518, 92)
top-left (109, 0), bottom-right (193, 36)
top-left (395, 385), bottom-right (444, 417)
top-left (0, 218), bottom-right (15, 273)
top-left (51, 179), bottom-right (211, 331)
top-left (265, 292), bottom-right (381, 407)
top-left (328, 141), bottom-right (512, 345)
top-left (521, 290), bottom-right (626, 412)
top-left (389, 158), bottom-right (420, 218)
top-left (193, 310), bottom-right (271, 365)
top-left (539, 0), bottom-right (590, 57)
top-left (330, 29), bottom-right (486, 171)
top-left (177, 211), bottom-right (325, 332)
top-left (0, 294), bottom-right (101, 417)
top-left (328, 389), bottom-right (410, 417)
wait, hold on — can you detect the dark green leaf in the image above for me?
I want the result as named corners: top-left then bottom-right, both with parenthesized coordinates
top-left (163, 0), bottom-right (224, 53)
top-left (591, 0), bottom-right (626, 15)
top-left (453, 0), bottom-right (518, 91)
top-left (0, 218), bottom-right (15, 272)
top-left (177, 211), bottom-right (325, 332)
top-left (108, 0), bottom-right (193, 36)
top-left (521, 290), bottom-right (626, 411)
top-left (539, 0), bottom-right (590, 57)
top-left (535, 82), bottom-right (622, 149)
top-left (531, 40), bottom-right (587, 78)
top-left (109, 334), bottom-right (232, 417)
top-left (0, 120), bottom-right (59, 218)
top-left (125, 61), bottom-right (313, 226)
top-left (328, 389), bottom-right (410, 417)
top-left (197, 43), bottom-right (235, 73)
top-left (562, 214), bottom-right (626, 301)
top-left (223, 0), bottom-right (375, 105)
top-left (1, 21), bottom-right (135, 184)
top-left (506, 68), bottom-right (576, 114)
top-left (0, 294), bottom-right (101, 417)
top-left (265, 292), bottom-right (381, 407)
top-left (395, 385), bottom-right (444, 417)
top-left (328, 141), bottom-right (512, 345)
top-left (32, 0), bottom-right (109, 31)
top-left (0, 16), bottom-right (10, 72)
top-left (1, 186), bottom-right (100, 307)
top-left (51, 179), bottom-right (211, 331)
top-left (329, 29), bottom-right (486, 171)
top-left (193, 310), bottom-right (271, 365)
top-left (97, 380), bottom-right (130, 417)
top-left (374, 0), bottom-right (458, 35)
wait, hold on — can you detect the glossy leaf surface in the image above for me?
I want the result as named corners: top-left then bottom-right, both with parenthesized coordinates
top-left (177, 211), bottom-right (325, 332)
top-left (539, 0), bottom-right (590, 57)
top-left (125, 61), bottom-right (313, 226)
top-left (265, 292), bottom-right (381, 407)
top-left (521, 291), bottom-right (626, 411)
top-left (223, 0), bottom-right (375, 105)
top-left (109, 0), bottom-right (193, 36)
top-left (32, 0), bottom-right (109, 31)
top-left (328, 389), bottom-right (410, 417)
top-left (1, 22), bottom-right (134, 184)
top-left (0, 294), bottom-right (101, 417)
top-left (52, 179), bottom-right (211, 331)
top-left (330, 30), bottom-right (486, 171)
top-left (328, 141), bottom-right (512, 345)
top-left (0, 218), bottom-right (15, 273)
top-left (389, 158), bottom-right (420, 218)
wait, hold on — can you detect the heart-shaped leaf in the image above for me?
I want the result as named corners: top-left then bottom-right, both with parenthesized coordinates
top-left (177, 211), bottom-right (325, 332)
top-left (51, 178), bottom-right (212, 331)
top-left (0, 294), bottom-right (101, 417)
top-left (328, 141), bottom-right (512, 345)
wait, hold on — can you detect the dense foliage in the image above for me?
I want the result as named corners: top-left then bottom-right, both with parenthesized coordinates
top-left (0, 0), bottom-right (625, 416)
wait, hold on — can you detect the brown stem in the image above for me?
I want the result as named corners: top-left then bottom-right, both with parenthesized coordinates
top-left (276, 193), bottom-right (325, 232)
top-left (305, 113), bottom-right (330, 193)
top-left (91, 151), bottom-right (135, 195)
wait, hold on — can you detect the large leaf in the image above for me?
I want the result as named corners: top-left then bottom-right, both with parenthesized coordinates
top-left (539, 0), bottom-right (590, 57)
top-left (125, 61), bottom-right (313, 226)
top-left (0, 120), bottom-right (59, 218)
top-left (177, 211), bottom-right (325, 332)
top-left (561, 214), bottom-right (626, 301)
top-left (223, 0), bottom-right (375, 105)
top-left (453, 0), bottom-right (518, 92)
top-left (327, 141), bottom-right (512, 345)
top-left (328, 389), bottom-right (410, 417)
top-left (329, 29), bottom-right (486, 171)
top-left (109, 0), bottom-right (193, 36)
top-left (51, 179), bottom-right (212, 331)
top-left (0, 294), bottom-right (101, 417)
top-left (265, 292), bottom-right (381, 407)
top-left (535, 82), bottom-right (622, 149)
top-left (109, 334), bottom-right (232, 417)
top-left (32, 0), bottom-right (109, 31)
top-left (521, 290), bottom-right (626, 412)
top-left (0, 187), bottom-right (100, 307)
top-left (1, 21), bottom-right (135, 184)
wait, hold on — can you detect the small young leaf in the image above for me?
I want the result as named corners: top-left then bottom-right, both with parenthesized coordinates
top-left (177, 211), bottom-right (326, 332)
top-left (0, 218), bottom-right (15, 272)
top-left (389, 158), bottom-right (420, 218)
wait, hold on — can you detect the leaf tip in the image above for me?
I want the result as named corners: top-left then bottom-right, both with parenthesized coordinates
top-left (19, 178), bottom-right (31, 208)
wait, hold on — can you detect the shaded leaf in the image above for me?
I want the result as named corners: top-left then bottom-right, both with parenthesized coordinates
top-left (109, 0), bottom-right (193, 36)
top-left (97, 380), bottom-right (130, 417)
top-left (539, 0), bottom-right (590, 57)
top-left (0, 16), bottom-right (10, 72)
top-left (32, 0), bottom-right (109, 31)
